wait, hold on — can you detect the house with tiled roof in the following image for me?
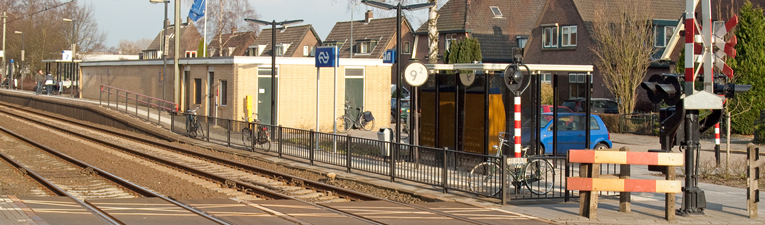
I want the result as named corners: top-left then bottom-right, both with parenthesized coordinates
top-left (413, 0), bottom-right (547, 63)
top-left (250, 24), bottom-right (321, 58)
top-left (207, 30), bottom-right (257, 57)
top-left (142, 18), bottom-right (203, 59)
top-left (324, 11), bottom-right (416, 85)
top-left (324, 11), bottom-right (415, 60)
top-left (523, 0), bottom-right (686, 110)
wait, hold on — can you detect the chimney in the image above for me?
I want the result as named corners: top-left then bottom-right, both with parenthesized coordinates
top-left (365, 10), bottom-right (373, 23)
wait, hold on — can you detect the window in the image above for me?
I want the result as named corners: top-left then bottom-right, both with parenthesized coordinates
top-left (303, 46), bottom-right (309, 56)
top-left (274, 45), bottom-right (284, 56)
top-left (445, 34), bottom-right (457, 50)
top-left (219, 80), bottom-right (227, 106)
top-left (403, 41), bottom-right (411, 54)
top-left (541, 73), bottom-right (552, 83)
top-left (247, 46), bottom-right (258, 56)
top-left (568, 73), bottom-right (589, 98)
top-left (194, 79), bottom-right (202, 104)
top-left (185, 51), bottom-right (197, 58)
top-left (310, 46), bottom-right (315, 56)
top-left (543, 27), bottom-right (558, 48)
top-left (258, 67), bottom-right (278, 76)
top-left (355, 40), bottom-right (377, 54)
top-left (664, 26), bottom-right (675, 47)
top-left (490, 6), bottom-right (502, 18)
top-left (561, 26), bottom-right (577, 47)
top-left (517, 36), bottom-right (528, 48)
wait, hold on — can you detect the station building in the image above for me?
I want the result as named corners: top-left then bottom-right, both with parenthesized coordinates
top-left (79, 57), bottom-right (392, 132)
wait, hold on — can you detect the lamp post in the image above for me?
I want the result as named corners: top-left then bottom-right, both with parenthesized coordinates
top-left (14, 31), bottom-right (22, 91)
top-left (150, 0), bottom-right (169, 102)
top-left (244, 18), bottom-right (303, 126)
top-left (361, 0), bottom-right (434, 144)
top-left (63, 18), bottom-right (76, 97)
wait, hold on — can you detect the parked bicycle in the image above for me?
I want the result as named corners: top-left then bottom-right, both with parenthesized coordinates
top-left (185, 107), bottom-right (204, 138)
top-left (468, 132), bottom-right (555, 197)
top-left (335, 100), bottom-right (375, 132)
top-left (241, 113), bottom-right (271, 151)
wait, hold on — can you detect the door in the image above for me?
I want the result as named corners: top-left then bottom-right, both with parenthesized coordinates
top-left (344, 68), bottom-right (364, 120)
top-left (257, 67), bottom-right (278, 125)
top-left (207, 72), bottom-right (215, 117)
top-left (184, 71), bottom-right (190, 111)
top-left (549, 115), bottom-right (584, 154)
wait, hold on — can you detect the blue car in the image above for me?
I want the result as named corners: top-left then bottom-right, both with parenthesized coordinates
top-left (523, 113), bottom-right (612, 155)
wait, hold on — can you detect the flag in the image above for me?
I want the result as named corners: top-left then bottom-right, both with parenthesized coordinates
top-left (188, 0), bottom-right (206, 22)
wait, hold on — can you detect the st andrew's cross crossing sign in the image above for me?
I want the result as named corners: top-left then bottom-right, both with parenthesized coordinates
top-left (315, 46), bottom-right (338, 68)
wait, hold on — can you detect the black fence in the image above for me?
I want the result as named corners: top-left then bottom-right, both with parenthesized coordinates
top-left (620, 113), bottom-right (658, 135)
top-left (167, 112), bottom-right (594, 201)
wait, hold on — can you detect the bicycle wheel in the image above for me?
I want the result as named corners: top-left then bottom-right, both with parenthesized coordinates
top-left (360, 117), bottom-right (375, 131)
top-left (257, 129), bottom-right (271, 152)
top-left (187, 121), bottom-right (197, 138)
top-left (335, 116), bottom-right (351, 132)
top-left (194, 121), bottom-right (205, 138)
top-left (469, 162), bottom-right (503, 197)
top-left (524, 159), bottom-right (555, 195)
top-left (241, 128), bottom-right (253, 150)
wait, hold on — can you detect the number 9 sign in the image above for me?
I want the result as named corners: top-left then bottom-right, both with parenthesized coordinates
top-left (404, 62), bottom-right (428, 87)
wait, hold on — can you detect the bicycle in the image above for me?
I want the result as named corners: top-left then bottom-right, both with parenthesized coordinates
top-left (241, 113), bottom-right (271, 152)
top-left (335, 100), bottom-right (375, 132)
top-left (185, 107), bottom-right (204, 138)
top-left (468, 132), bottom-right (555, 197)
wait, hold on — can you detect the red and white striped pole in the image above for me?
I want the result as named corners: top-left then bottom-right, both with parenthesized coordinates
top-left (514, 96), bottom-right (521, 158)
top-left (684, 0), bottom-right (697, 95)
top-left (714, 123), bottom-right (721, 165)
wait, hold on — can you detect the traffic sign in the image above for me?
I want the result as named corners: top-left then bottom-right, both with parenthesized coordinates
top-left (712, 16), bottom-right (739, 79)
top-left (315, 46), bottom-right (338, 68)
top-left (404, 62), bottom-right (427, 87)
top-left (62, 50), bottom-right (72, 61)
top-left (459, 72), bottom-right (475, 86)
top-left (383, 49), bottom-right (396, 64)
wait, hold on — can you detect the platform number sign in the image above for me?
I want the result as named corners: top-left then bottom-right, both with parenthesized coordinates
top-left (404, 62), bottom-right (427, 87)
top-left (460, 73), bottom-right (475, 86)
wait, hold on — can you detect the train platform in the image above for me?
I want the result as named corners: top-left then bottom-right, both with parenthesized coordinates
top-left (1, 88), bottom-right (764, 224)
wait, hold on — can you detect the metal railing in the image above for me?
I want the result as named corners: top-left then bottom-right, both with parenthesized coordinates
top-left (166, 112), bottom-right (575, 201)
top-left (99, 85), bottom-right (178, 127)
top-left (619, 113), bottom-right (658, 135)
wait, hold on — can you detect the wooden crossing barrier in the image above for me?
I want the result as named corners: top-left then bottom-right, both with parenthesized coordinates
top-left (747, 143), bottom-right (761, 219)
top-left (567, 147), bottom-right (683, 221)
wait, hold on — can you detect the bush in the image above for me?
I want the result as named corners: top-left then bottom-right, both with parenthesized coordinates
top-left (596, 113), bottom-right (620, 133)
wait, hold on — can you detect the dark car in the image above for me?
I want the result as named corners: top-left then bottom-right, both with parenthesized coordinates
top-left (391, 98), bottom-right (410, 122)
top-left (562, 98), bottom-right (619, 114)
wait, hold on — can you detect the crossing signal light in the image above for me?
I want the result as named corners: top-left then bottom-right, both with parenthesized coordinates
top-left (641, 74), bottom-right (682, 106)
top-left (714, 83), bottom-right (752, 98)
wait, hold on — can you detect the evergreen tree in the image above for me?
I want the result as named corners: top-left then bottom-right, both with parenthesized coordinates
top-left (728, 1), bottom-right (765, 134)
top-left (197, 40), bottom-right (207, 57)
top-left (444, 37), bottom-right (482, 64)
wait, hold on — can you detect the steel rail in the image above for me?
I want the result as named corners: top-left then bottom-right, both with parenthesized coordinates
top-left (0, 105), bottom-right (386, 225)
top-left (0, 126), bottom-right (124, 225)
top-left (0, 102), bottom-right (491, 225)
top-left (0, 125), bottom-right (232, 225)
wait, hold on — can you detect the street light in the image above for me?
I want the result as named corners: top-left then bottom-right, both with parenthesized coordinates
top-left (361, 0), bottom-right (434, 144)
top-left (63, 18), bottom-right (76, 97)
top-left (243, 18), bottom-right (303, 126)
top-left (14, 31), bottom-right (22, 91)
top-left (150, 0), bottom-right (169, 102)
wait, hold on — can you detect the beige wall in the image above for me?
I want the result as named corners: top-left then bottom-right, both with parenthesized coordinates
top-left (81, 60), bottom-right (391, 132)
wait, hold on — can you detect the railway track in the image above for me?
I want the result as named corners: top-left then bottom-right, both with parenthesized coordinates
top-left (0, 102), bottom-right (497, 225)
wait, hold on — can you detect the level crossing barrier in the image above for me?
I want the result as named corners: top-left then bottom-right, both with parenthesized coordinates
top-left (567, 148), bottom-right (683, 221)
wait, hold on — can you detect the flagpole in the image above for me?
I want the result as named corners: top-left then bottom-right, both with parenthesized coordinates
top-left (203, 0), bottom-right (207, 57)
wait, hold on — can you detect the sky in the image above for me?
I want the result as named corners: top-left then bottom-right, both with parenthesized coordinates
top-left (86, 0), bottom-right (442, 48)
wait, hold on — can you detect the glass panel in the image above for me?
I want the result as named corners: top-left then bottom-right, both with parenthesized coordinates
top-left (570, 26), bottom-right (577, 46)
top-left (562, 27), bottom-right (569, 46)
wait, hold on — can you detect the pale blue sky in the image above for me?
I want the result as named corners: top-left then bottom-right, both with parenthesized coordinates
top-left (87, 0), bottom-right (441, 48)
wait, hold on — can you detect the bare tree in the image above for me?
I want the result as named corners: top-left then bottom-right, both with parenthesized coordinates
top-left (185, 0), bottom-right (259, 56)
top-left (590, 0), bottom-right (656, 114)
top-left (118, 38), bottom-right (152, 55)
top-left (427, 0), bottom-right (438, 64)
